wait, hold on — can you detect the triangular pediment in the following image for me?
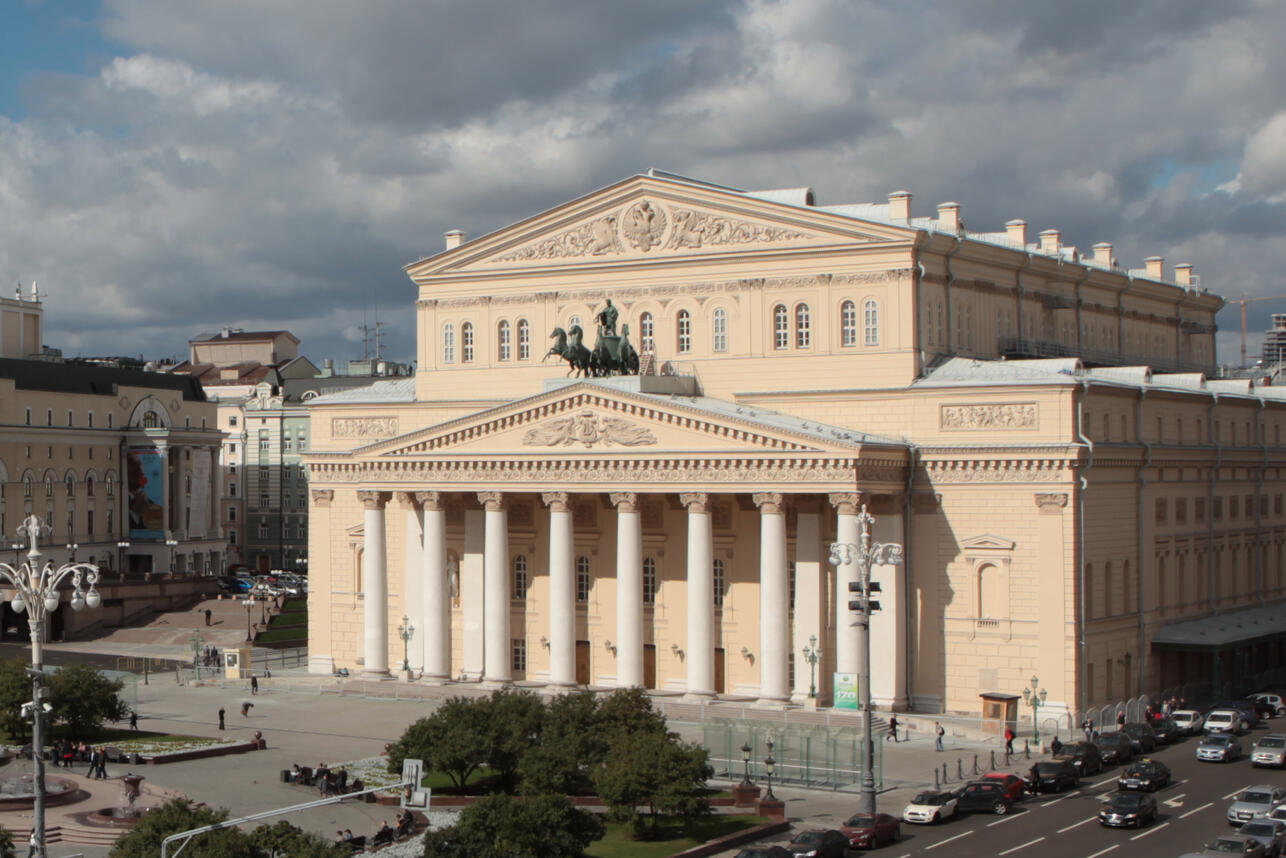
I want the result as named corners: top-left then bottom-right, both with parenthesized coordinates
top-left (408, 173), bottom-right (916, 276)
top-left (961, 534), bottom-right (1016, 551)
top-left (350, 382), bottom-right (890, 460)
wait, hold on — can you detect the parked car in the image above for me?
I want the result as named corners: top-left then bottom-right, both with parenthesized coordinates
top-left (1123, 722), bottom-right (1158, 753)
top-left (840, 812), bottom-right (901, 850)
top-left (1173, 709), bottom-right (1205, 734)
top-left (1229, 787), bottom-right (1286, 827)
top-left (1198, 733), bottom-right (1245, 762)
top-left (1250, 694), bottom-right (1286, 717)
top-left (1206, 710), bottom-right (1245, 735)
top-left (1216, 701), bottom-right (1261, 730)
top-left (980, 772), bottom-right (1026, 801)
top-left (785, 829), bottom-right (849, 858)
top-left (1096, 731), bottom-right (1135, 765)
top-left (1028, 760), bottom-right (1079, 793)
top-left (1099, 792), bottom-right (1159, 828)
top-left (1056, 741), bottom-right (1103, 775)
top-left (953, 780), bottom-right (1013, 815)
top-left (216, 576), bottom-right (252, 594)
top-left (1151, 716), bottom-right (1186, 744)
top-left (901, 791), bottom-right (958, 824)
top-left (1198, 835), bottom-right (1266, 856)
top-left (1117, 758), bottom-right (1172, 792)
top-left (1236, 819), bottom-right (1286, 858)
top-left (1252, 735), bottom-right (1286, 768)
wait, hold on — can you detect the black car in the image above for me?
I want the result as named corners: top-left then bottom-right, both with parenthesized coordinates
top-left (1096, 731), bottom-right (1135, 764)
top-left (1122, 723), bottom-right (1157, 753)
top-left (734, 848), bottom-right (791, 858)
top-left (1244, 697), bottom-right (1278, 720)
top-left (1099, 792), bottom-right (1159, 828)
top-left (1117, 758), bottom-right (1172, 792)
top-left (954, 780), bottom-right (1013, 815)
top-left (785, 830), bottom-right (849, 858)
top-left (1150, 716), bottom-right (1185, 744)
top-left (1029, 760), bottom-right (1078, 793)
top-left (1056, 741), bottom-right (1103, 775)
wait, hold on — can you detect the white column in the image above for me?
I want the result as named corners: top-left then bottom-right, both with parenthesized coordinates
top-left (479, 491), bottom-right (511, 684)
top-left (418, 491), bottom-right (449, 681)
top-left (870, 497), bottom-right (907, 709)
top-left (682, 492), bottom-right (714, 698)
top-left (792, 506), bottom-right (823, 703)
top-left (397, 492), bottom-right (424, 673)
top-left (612, 492), bottom-right (643, 688)
top-left (831, 493), bottom-right (861, 677)
top-left (358, 491), bottom-right (389, 676)
top-left (543, 492), bottom-right (576, 686)
top-left (756, 492), bottom-right (789, 704)
top-left (461, 509), bottom-right (485, 680)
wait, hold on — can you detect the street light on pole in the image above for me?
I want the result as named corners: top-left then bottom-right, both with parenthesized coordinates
top-left (116, 541), bottom-right (130, 580)
top-left (397, 615), bottom-right (415, 673)
top-left (802, 634), bottom-right (823, 699)
top-left (64, 544), bottom-right (77, 564)
top-left (829, 504), bottom-right (903, 816)
top-left (763, 738), bottom-right (777, 802)
top-left (2, 514), bottom-right (102, 858)
top-left (241, 597), bottom-right (254, 643)
top-left (165, 538), bottom-right (178, 574)
top-left (1022, 676), bottom-right (1047, 745)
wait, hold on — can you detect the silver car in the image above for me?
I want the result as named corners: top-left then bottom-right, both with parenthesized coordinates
top-left (1253, 735), bottom-right (1286, 768)
top-left (1237, 819), bottom-right (1286, 858)
top-left (1199, 733), bottom-right (1244, 762)
top-left (1229, 786), bottom-right (1286, 826)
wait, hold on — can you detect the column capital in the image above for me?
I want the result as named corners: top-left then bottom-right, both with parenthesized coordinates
top-left (477, 491), bottom-right (506, 512)
top-left (416, 491), bottom-right (444, 511)
top-left (357, 490), bottom-right (387, 511)
top-left (828, 492), bottom-right (863, 515)
top-left (609, 492), bottom-right (639, 513)
top-left (392, 491), bottom-right (418, 509)
top-left (1034, 492), bottom-right (1069, 514)
top-left (311, 489), bottom-right (334, 508)
top-left (679, 492), bottom-right (709, 514)
top-left (541, 491), bottom-right (571, 512)
top-left (753, 492), bottom-right (784, 514)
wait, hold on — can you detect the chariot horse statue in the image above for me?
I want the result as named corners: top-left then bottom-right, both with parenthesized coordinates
top-left (545, 325), bottom-right (593, 377)
top-left (590, 322), bottom-right (640, 376)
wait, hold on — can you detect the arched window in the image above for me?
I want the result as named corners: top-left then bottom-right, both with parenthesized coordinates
top-left (773, 305), bottom-right (789, 350)
top-left (569, 315), bottom-right (582, 332)
top-left (841, 300), bottom-right (857, 347)
top-left (44, 473), bottom-right (54, 498)
top-left (517, 319), bottom-right (530, 360)
top-left (442, 323), bottom-right (456, 364)
top-left (576, 556), bottom-right (591, 603)
top-left (640, 312), bottom-right (655, 353)
top-left (86, 475), bottom-right (96, 497)
top-left (66, 474), bottom-right (75, 497)
top-left (712, 308), bottom-right (728, 353)
top-left (713, 559), bottom-right (726, 608)
top-left (978, 563), bottom-right (1002, 619)
top-left (142, 411), bottom-right (160, 429)
top-left (795, 303), bottom-right (811, 348)
top-left (512, 554), bottom-right (528, 600)
top-left (643, 557), bottom-right (658, 605)
top-left (461, 322), bottom-right (475, 362)
top-left (105, 475), bottom-right (115, 498)
top-left (676, 310), bottom-right (691, 354)
top-left (22, 475), bottom-right (32, 498)
top-left (498, 320), bottom-right (511, 361)
top-left (863, 299), bottom-right (879, 346)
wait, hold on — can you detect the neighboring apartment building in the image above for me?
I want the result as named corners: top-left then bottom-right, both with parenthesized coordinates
top-left (1263, 313), bottom-right (1286, 367)
top-left (305, 171), bottom-right (1282, 725)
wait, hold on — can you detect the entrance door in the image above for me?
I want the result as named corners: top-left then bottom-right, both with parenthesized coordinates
top-left (714, 648), bottom-right (726, 694)
top-left (575, 641), bottom-right (590, 685)
top-left (643, 644), bottom-right (656, 689)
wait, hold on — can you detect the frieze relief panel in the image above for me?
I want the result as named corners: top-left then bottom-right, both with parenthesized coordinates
top-left (522, 410), bottom-right (658, 448)
top-left (940, 403), bottom-right (1037, 430)
top-left (332, 417), bottom-right (399, 439)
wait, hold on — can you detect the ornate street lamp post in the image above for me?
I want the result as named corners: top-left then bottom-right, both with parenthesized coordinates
top-left (1022, 676), bottom-right (1047, 745)
top-left (190, 631), bottom-right (204, 681)
top-left (1, 515), bottom-right (101, 858)
top-left (116, 541), bottom-right (130, 580)
top-left (241, 597), bottom-right (255, 643)
top-left (397, 615), bottom-right (415, 673)
top-left (740, 742), bottom-right (753, 787)
top-left (802, 634), bottom-right (823, 699)
top-left (165, 538), bottom-right (178, 574)
top-left (763, 738), bottom-right (777, 802)
top-left (64, 544), bottom-right (77, 563)
top-left (829, 504), bottom-right (903, 816)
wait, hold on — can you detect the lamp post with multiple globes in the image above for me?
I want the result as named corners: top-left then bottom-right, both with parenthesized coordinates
top-left (1022, 676), bottom-right (1048, 745)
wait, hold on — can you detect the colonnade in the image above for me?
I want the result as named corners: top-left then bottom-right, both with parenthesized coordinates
top-left (353, 488), bottom-right (907, 707)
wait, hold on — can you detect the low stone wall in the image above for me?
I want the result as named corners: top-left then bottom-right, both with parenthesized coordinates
top-left (143, 739), bottom-right (264, 765)
top-left (665, 820), bottom-right (791, 858)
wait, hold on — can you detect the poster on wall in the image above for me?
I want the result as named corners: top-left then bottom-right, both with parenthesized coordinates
top-left (833, 672), bottom-right (859, 710)
top-left (127, 448), bottom-right (165, 539)
top-left (188, 449), bottom-right (210, 539)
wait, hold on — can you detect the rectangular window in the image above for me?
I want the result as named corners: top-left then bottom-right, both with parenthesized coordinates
top-left (1277, 495), bottom-right (1283, 516)
top-left (1154, 498), bottom-right (1167, 524)
top-left (712, 310), bottom-right (727, 352)
top-left (258, 520), bottom-right (269, 538)
top-left (230, 415), bottom-right (238, 426)
top-left (1213, 497), bottom-right (1223, 520)
top-left (259, 466), bottom-right (268, 482)
top-left (229, 507), bottom-right (237, 522)
top-left (259, 430), bottom-right (269, 452)
top-left (1175, 499), bottom-right (1187, 523)
top-left (24, 408), bottom-right (30, 426)
top-left (512, 639), bottom-right (527, 673)
top-left (88, 412), bottom-right (94, 428)
top-left (1231, 496), bottom-right (1240, 519)
top-left (576, 558), bottom-right (590, 603)
top-left (67, 410), bottom-right (73, 427)
top-left (108, 414), bottom-right (113, 428)
top-left (229, 529), bottom-right (237, 545)
top-left (86, 509), bottom-right (94, 535)
top-left (283, 437), bottom-right (293, 451)
top-left (1195, 498), bottom-right (1206, 523)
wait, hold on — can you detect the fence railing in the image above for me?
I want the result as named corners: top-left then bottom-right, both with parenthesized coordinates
top-left (701, 717), bottom-right (883, 791)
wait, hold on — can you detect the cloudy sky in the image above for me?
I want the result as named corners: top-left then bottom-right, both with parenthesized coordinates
top-left (2, 0), bottom-right (1285, 366)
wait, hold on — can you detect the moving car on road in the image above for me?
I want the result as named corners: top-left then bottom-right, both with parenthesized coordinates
top-left (1207, 710), bottom-right (1245, 735)
top-left (901, 791), bottom-right (958, 824)
top-left (1098, 792), bottom-right (1158, 828)
top-left (1151, 715), bottom-right (1185, 744)
top-left (1056, 741), bottom-right (1103, 775)
top-left (1229, 786), bottom-right (1286, 827)
top-left (980, 772), bottom-right (1026, 801)
top-left (952, 780), bottom-right (1014, 815)
top-left (1198, 835), bottom-right (1267, 856)
top-left (1236, 819), bottom-right (1286, 858)
top-left (839, 812), bottom-right (901, 850)
top-left (1122, 722), bottom-right (1158, 753)
top-left (1173, 709), bottom-right (1205, 734)
top-left (1117, 758), bottom-right (1172, 791)
top-left (1028, 759), bottom-right (1079, 793)
top-left (1198, 733), bottom-right (1245, 762)
top-left (1095, 731), bottom-right (1134, 765)
top-left (784, 829), bottom-right (849, 858)
top-left (1253, 735), bottom-right (1286, 768)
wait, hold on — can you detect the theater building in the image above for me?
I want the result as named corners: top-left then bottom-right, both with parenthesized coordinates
top-left (304, 170), bottom-right (1286, 720)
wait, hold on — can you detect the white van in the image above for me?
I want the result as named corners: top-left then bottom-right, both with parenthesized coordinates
top-left (1204, 710), bottom-right (1241, 735)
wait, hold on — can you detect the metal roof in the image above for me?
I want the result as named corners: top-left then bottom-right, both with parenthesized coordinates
top-left (1152, 601), bottom-right (1286, 650)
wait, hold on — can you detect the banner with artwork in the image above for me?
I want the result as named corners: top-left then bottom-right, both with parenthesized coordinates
top-left (127, 448), bottom-right (165, 539)
top-left (188, 449), bottom-right (210, 539)
top-left (833, 672), bottom-right (859, 710)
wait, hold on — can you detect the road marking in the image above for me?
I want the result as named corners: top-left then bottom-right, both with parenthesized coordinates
top-left (987, 812), bottom-right (1023, 827)
top-left (1041, 790), bottom-right (1081, 807)
top-left (1224, 785), bottom-right (1250, 800)
top-left (1091, 776), bottom-right (1117, 788)
top-left (925, 830), bottom-right (973, 850)
top-left (1129, 821), bottom-right (1169, 840)
top-left (1163, 793), bottom-right (1186, 808)
top-left (1057, 816), bottom-right (1097, 833)
top-left (999, 836), bottom-right (1045, 855)
top-left (1083, 846), bottom-right (1118, 858)
top-left (1180, 801), bottom-right (1214, 819)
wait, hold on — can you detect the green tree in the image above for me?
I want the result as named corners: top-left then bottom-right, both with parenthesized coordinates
top-left (483, 688), bottom-right (544, 793)
top-left (597, 687), bottom-right (669, 741)
top-left (0, 825), bottom-right (13, 858)
top-left (109, 798), bottom-right (259, 858)
top-left (518, 690), bottom-right (603, 795)
top-left (48, 663), bottom-right (129, 735)
top-left (594, 730), bottom-right (712, 838)
top-left (422, 793), bottom-right (603, 858)
top-left (248, 821), bottom-right (348, 858)
top-left (0, 660), bottom-right (30, 741)
top-left (388, 696), bottom-right (489, 789)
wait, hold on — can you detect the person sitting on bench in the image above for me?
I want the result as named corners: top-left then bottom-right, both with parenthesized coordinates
top-left (396, 810), bottom-right (414, 838)
top-left (371, 821), bottom-right (394, 847)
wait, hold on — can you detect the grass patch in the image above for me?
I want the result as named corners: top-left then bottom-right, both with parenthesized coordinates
top-left (256, 628), bottom-right (307, 644)
top-left (585, 815), bottom-right (769, 858)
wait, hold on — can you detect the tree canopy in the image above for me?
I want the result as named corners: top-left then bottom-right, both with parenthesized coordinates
top-left (109, 799), bottom-right (347, 858)
top-left (422, 793), bottom-right (603, 858)
top-left (48, 662), bottom-right (130, 735)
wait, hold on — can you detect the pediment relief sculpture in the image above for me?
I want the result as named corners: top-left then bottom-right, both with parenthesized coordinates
top-left (522, 410), bottom-right (657, 448)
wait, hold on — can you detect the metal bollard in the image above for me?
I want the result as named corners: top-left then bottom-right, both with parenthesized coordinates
top-left (934, 768), bottom-right (940, 789)
top-left (973, 754), bottom-right (979, 775)
top-left (1005, 748), bottom-right (1012, 766)
top-left (942, 762), bottom-right (949, 783)
top-left (990, 750), bottom-right (997, 769)
top-left (1024, 740), bottom-right (1030, 759)
top-left (957, 758), bottom-right (964, 779)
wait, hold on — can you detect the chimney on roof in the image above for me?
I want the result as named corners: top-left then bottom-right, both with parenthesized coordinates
top-left (937, 202), bottom-right (962, 233)
top-left (1005, 219), bottom-right (1027, 247)
top-left (888, 191), bottom-right (911, 224)
top-left (1173, 263), bottom-right (1193, 286)
top-left (1145, 256), bottom-right (1164, 279)
top-left (221, 327), bottom-right (230, 339)
top-left (444, 229), bottom-right (466, 250)
top-left (1092, 242), bottom-right (1114, 267)
top-left (1038, 229), bottom-right (1061, 255)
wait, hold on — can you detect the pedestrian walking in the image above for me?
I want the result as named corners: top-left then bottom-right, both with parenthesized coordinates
top-left (1081, 717), bottom-right (1093, 741)
top-left (886, 715), bottom-right (899, 742)
top-left (27, 830), bottom-right (37, 858)
top-left (129, 710), bottom-right (138, 731)
top-left (1050, 735), bottom-right (1063, 756)
top-left (241, 701), bottom-right (254, 717)
top-left (1004, 726), bottom-right (1015, 755)
top-left (218, 707), bottom-right (226, 730)
top-left (204, 608), bottom-right (212, 626)
top-left (95, 747), bottom-right (107, 780)
top-left (934, 721), bottom-right (945, 751)
top-left (1116, 711), bottom-right (1126, 729)
top-left (250, 675), bottom-right (258, 695)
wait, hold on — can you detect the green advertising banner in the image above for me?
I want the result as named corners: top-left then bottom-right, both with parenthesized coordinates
top-left (834, 672), bottom-right (859, 710)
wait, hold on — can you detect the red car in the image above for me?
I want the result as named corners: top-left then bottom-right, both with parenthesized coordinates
top-left (840, 812), bottom-right (901, 849)
top-left (981, 772), bottom-right (1026, 801)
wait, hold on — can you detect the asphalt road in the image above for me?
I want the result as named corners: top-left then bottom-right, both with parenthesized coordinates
top-left (864, 728), bottom-right (1282, 858)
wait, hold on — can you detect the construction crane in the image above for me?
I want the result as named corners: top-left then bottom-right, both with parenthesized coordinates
top-left (1225, 294), bottom-right (1286, 367)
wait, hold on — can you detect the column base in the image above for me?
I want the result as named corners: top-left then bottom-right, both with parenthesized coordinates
top-left (755, 696), bottom-right (790, 710)
top-left (480, 678), bottom-right (512, 689)
top-left (683, 690), bottom-right (716, 704)
top-left (362, 669), bottom-right (393, 681)
top-left (419, 672), bottom-right (451, 685)
top-left (871, 695), bottom-right (909, 711)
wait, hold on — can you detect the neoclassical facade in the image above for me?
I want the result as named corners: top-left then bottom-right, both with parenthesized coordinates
top-left (305, 171), bottom-right (1284, 720)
